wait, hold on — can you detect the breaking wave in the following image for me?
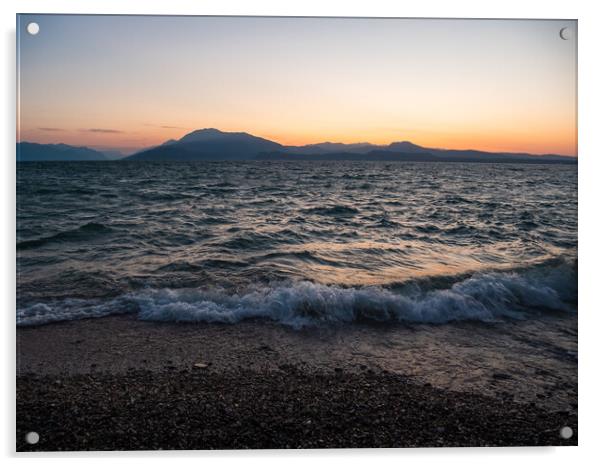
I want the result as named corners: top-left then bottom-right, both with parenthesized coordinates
top-left (17, 259), bottom-right (576, 328)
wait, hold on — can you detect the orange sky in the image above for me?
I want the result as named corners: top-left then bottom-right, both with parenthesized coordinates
top-left (18, 16), bottom-right (577, 156)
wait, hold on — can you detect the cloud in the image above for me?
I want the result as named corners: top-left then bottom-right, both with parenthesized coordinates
top-left (37, 127), bottom-right (64, 132)
top-left (143, 123), bottom-right (188, 130)
top-left (81, 128), bottom-right (123, 134)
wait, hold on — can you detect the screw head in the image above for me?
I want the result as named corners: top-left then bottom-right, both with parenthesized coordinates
top-left (560, 426), bottom-right (573, 439)
top-left (25, 431), bottom-right (39, 444)
top-left (26, 22), bottom-right (40, 36)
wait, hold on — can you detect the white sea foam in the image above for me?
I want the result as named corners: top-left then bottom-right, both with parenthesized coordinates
top-left (17, 262), bottom-right (576, 328)
top-left (16, 297), bottom-right (135, 327)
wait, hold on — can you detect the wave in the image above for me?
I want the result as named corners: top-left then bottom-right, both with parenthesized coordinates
top-left (17, 222), bottom-right (112, 250)
top-left (17, 258), bottom-right (576, 327)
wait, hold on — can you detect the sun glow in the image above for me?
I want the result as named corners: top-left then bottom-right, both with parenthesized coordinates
top-left (18, 16), bottom-right (577, 156)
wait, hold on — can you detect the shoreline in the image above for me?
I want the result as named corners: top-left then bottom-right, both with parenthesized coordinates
top-left (16, 315), bottom-right (577, 450)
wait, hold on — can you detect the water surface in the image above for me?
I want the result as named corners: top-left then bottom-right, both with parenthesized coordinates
top-left (16, 161), bottom-right (577, 327)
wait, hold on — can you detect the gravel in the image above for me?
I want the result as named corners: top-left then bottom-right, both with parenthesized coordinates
top-left (17, 366), bottom-right (577, 451)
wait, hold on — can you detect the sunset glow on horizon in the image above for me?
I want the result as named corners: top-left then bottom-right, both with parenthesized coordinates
top-left (17, 16), bottom-right (577, 156)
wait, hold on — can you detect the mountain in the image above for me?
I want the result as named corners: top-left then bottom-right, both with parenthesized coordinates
top-left (126, 128), bottom-right (283, 161)
top-left (98, 149), bottom-right (126, 160)
top-left (275, 140), bottom-right (575, 164)
top-left (259, 149), bottom-right (576, 164)
top-left (127, 127), bottom-right (575, 163)
top-left (387, 141), bottom-right (431, 154)
top-left (17, 142), bottom-right (108, 161)
top-left (160, 139), bottom-right (178, 146)
top-left (23, 129), bottom-right (576, 164)
top-left (285, 142), bottom-right (377, 154)
top-left (258, 150), bottom-right (444, 162)
top-left (285, 140), bottom-right (432, 155)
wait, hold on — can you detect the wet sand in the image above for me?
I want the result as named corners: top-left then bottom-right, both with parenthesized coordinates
top-left (16, 315), bottom-right (577, 450)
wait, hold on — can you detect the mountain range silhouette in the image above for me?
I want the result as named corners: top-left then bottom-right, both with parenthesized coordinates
top-left (18, 128), bottom-right (576, 163)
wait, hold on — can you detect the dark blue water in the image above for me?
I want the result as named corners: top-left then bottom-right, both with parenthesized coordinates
top-left (16, 161), bottom-right (577, 327)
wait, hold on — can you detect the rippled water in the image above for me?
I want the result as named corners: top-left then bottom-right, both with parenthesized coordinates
top-left (16, 161), bottom-right (577, 326)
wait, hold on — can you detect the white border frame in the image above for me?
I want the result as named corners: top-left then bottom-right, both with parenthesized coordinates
top-left (3, 1), bottom-right (601, 464)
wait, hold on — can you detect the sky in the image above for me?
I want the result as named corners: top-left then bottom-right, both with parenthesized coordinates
top-left (17, 15), bottom-right (577, 156)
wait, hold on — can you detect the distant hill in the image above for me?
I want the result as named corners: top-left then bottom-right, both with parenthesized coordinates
top-left (387, 141), bottom-right (432, 154)
top-left (285, 142), bottom-right (377, 155)
top-left (258, 150), bottom-right (576, 164)
top-left (21, 129), bottom-right (577, 164)
top-left (125, 128), bottom-right (574, 163)
top-left (98, 149), bottom-right (126, 160)
top-left (126, 128), bottom-right (282, 161)
top-left (283, 140), bottom-right (574, 163)
top-left (258, 150), bottom-right (444, 162)
top-left (17, 142), bottom-right (107, 162)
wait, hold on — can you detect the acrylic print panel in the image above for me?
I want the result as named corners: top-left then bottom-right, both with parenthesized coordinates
top-left (16, 15), bottom-right (577, 451)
